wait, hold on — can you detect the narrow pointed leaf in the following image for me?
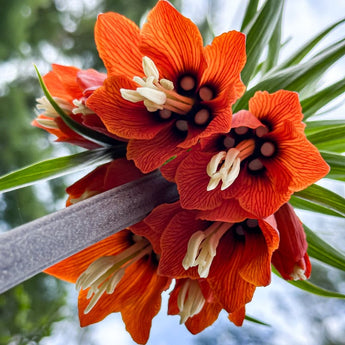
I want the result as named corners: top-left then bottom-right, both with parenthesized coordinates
top-left (320, 151), bottom-right (345, 181)
top-left (301, 79), bottom-right (345, 119)
top-left (273, 267), bottom-right (345, 298)
top-left (240, 0), bottom-right (284, 85)
top-left (294, 184), bottom-right (345, 218)
top-left (234, 38), bottom-right (345, 111)
top-left (304, 225), bottom-right (345, 272)
top-left (0, 147), bottom-right (125, 193)
top-left (240, 0), bottom-right (260, 32)
top-left (304, 120), bottom-right (345, 136)
top-left (35, 65), bottom-right (119, 147)
top-left (261, 8), bottom-right (282, 74)
top-left (307, 125), bottom-right (345, 153)
top-left (289, 195), bottom-right (344, 218)
top-left (245, 315), bottom-right (270, 327)
top-left (275, 17), bottom-right (345, 70)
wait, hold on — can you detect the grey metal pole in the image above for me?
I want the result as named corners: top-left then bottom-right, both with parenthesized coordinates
top-left (0, 171), bottom-right (178, 293)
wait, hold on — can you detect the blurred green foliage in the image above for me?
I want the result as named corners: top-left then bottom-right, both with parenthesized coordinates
top-left (0, 0), bottom-right (177, 343)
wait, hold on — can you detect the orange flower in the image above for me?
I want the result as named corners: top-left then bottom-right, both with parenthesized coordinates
top-left (65, 158), bottom-right (144, 206)
top-left (133, 201), bottom-right (279, 320)
top-left (272, 203), bottom-right (311, 280)
top-left (33, 64), bottom-right (120, 148)
top-left (87, 0), bottom-right (246, 173)
top-left (45, 230), bottom-right (170, 344)
top-left (163, 90), bottom-right (330, 220)
top-left (168, 278), bottom-right (223, 333)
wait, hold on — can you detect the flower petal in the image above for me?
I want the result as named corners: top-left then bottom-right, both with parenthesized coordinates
top-left (201, 31), bottom-right (246, 99)
top-left (176, 150), bottom-right (223, 210)
top-left (44, 230), bottom-right (132, 283)
top-left (94, 12), bottom-right (143, 77)
top-left (207, 231), bottom-right (256, 312)
top-left (140, 0), bottom-right (206, 83)
top-left (87, 75), bottom-right (166, 140)
top-left (127, 123), bottom-right (185, 173)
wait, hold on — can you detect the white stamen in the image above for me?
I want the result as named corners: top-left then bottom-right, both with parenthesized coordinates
top-left (76, 238), bottom-right (151, 314)
top-left (182, 222), bottom-right (231, 278)
top-left (206, 149), bottom-right (241, 191)
top-left (72, 99), bottom-right (94, 115)
top-left (177, 280), bottom-right (205, 324)
top-left (36, 96), bottom-right (73, 117)
top-left (69, 190), bottom-right (99, 205)
top-left (290, 265), bottom-right (307, 281)
top-left (120, 56), bottom-right (193, 114)
top-left (35, 118), bottom-right (58, 129)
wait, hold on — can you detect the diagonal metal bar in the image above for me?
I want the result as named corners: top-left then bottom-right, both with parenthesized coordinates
top-left (0, 171), bottom-right (178, 294)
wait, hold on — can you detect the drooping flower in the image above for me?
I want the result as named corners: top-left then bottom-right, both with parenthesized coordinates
top-left (168, 278), bottom-right (223, 333)
top-left (133, 201), bottom-right (279, 323)
top-left (65, 158), bottom-right (144, 206)
top-left (45, 230), bottom-right (170, 344)
top-left (272, 202), bottom-right (311, 280)
top-left (33, 64), bottom-right (120, 149)
top-left (87, 0), bottom-right (246, 173)
top-left (163, 90), bottom-right (330, 220)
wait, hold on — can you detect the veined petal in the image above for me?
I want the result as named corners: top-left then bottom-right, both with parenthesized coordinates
top-left (95, 12), bottom-right (143, 77)
top-left (228, 307), bottom-right (245, 326)
top-left (140, 0), bottom-right (206, 83)
top-left (127, 123), bottom-right (185, 173)
top-left (87, 75), bottom-right (166, 140)
top-left (76, 69), bottom-right (107, 95)
top-left (207, 231), bottom-right (256, 312)
top-left (239, 218), bottom-right (279, 286)
top-left (44, 230), bottom-right (132, 283)
top-left (232, 110), bottom-right (264, 129)
top-left (273, 133), bottom-right (330, 191)
top-left (159, 208), bottom-right (206, 279)
top-left (78, 253), bottom-right (170, 344)
top-left (201, 31), bottom-right (246, 99)
top-left (249, 90), bottom-right (305, 133)
top-left (176, 150), bottom-right (224, 210)
top-left (46, 64), bottom-right (83, 102)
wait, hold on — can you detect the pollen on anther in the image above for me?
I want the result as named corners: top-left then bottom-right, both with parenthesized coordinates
top-left (179, 75), bottom-right (195, 91)
top-left (234, 126), bottom-right (248, 135)
top-left (194, 109), bottom-right (210, 125)
top-left (199, 86), bottom-right (214, 101)
top-left (260, 142), bottom-right (275, 157)
top-left (176, 119), bottom-right (189, 132)
top-left (246, 219), bottom-right (258, 228)
top-left (159, 109), bottom-right (172, 120)
top-left (223, 136), bottom-right (235, 149)
top-left (248, 158), bottom-right (264, 172)
top-left (255, 126), bottom-right (269, 137)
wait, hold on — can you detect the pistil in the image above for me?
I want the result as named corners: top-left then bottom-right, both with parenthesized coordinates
top-left (206, 139), bottom-right (255, 191)
top-left (76, 237), bottom-right (151, 314)
top-left (182, 221), bottom-right (232, 278)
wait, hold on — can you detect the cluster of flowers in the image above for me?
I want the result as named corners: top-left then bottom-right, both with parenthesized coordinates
top-left (34, 1), bottom-right (329, 343)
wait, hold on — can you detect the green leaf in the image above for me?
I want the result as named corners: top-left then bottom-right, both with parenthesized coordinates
top-left (274, 17), bottom-right (345, 70)
top-left (240, 0), bottom-right (284, 85)
top-left (320, 151), bottom-right (345, 181)
top-left (273, 267), bottom-right (345, 298)
top-left (35, 65), bottom-right (119, 147)
top-left (0, 148), bottom-right (125, 193)
top-left (304, 225), bottom-right (345, 272)
top-left (290, 195), bottom-right (344, 218)
top-left (301, 79), bottom-right (345, 119)
top-left (306, 125), bottom-right (345, 153)
top-left (304, 120), bottom-right (345, 136)
top-left (240, 0), bottom-right (260, 32)
top-left (245, 315), bottom-right (270, 327)
top-left (294, 184), bottom-right (345, 218)
top-left (234, 37), bottom-right (345, 111)
top-left (260, 7), bottom-right (282, 74)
